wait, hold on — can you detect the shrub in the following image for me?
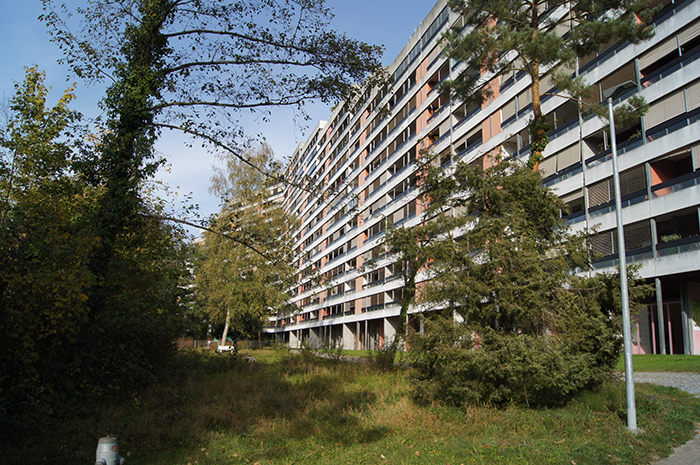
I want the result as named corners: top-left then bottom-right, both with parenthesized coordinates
top-left (409, 304), bottom-right (623, 408)
top-left (369, 341), bottom-right (398, 372)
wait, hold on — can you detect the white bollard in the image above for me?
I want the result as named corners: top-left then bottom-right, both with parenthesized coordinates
top-left (95, 436), bottom-right (125, 465)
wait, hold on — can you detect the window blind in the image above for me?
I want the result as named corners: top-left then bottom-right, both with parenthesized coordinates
top-left (645, 89), bottom-right (685, 129)
top-left (639, 35), bottom-right (678, 70)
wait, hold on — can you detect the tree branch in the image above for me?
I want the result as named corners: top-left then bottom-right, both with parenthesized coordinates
top-left (163, 28), bottom-right (318, 55)
top-left (144, 213), bottom-right (273, 260)
top-left (151, 122), bottom-right (313, 194)
top-left (164, 58), bottom-right (319, 74)
top-left (150, 95), bottom-right (307, 112)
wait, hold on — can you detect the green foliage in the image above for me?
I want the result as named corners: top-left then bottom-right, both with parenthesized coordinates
top-left (575, 381), bottom-right (625, 417)
top-left (0, 67), bottom-right (188, 423)
top-left (526, 114), bottom-right (551, 162)
top-left (317, 339), bottom-right (345, 362)
top-left (160, 349), bottom-right (244, 385)
top-left (0, 67), bottom-right (97, 417)
top-left (2, 352), bottom-right (699, 465)
top-left (410, 319), bottom-right (615, 407)
top-left (410, 270), bottom-right (641, 407)
top-left (194, 143), bottom-right (298, 342)
top-left (440, 0), bottom-right (657, 164)
top-left (368, 341), bottom-right (398, 372)
top-left (423, 159), bottom-right (590, 335)
top-left (391, 157), bottom-right (648, 407)
top-left (383, 215), bottom-right (441, 341)
top-left (592, 93), bottom-right (651, 134)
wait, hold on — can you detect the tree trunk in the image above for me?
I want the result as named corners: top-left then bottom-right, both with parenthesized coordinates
top-left (220, 309), bottom-right (230, 348)
top-left (257, 323), bottom-right (262, 350)
top-left (529, 58), bottom-right (544, 173)
top-left (397, 269), bottom-right (416, 350)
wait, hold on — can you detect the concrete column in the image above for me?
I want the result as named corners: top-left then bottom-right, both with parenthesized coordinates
top-left (290, 329), bottom-right (300, 349)
top-left (384, 317), bottom-right (399, 347)
top-left (655, 278), bottom-right (666, 354)
top-left (310, 327), bottom-right (321, 349)
top-left (343, 323), bottom-right (354, 350)
top-left (680, 279), bottom-right (691, 355)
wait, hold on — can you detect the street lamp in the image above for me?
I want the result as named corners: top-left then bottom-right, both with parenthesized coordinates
top-left (602, 82), bottom-right (639, 433)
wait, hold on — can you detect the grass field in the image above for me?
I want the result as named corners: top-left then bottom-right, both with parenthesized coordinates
top-left (614, 354), bottom-right (700, 373)
top-left (5, 348), bottom-right (699, 465)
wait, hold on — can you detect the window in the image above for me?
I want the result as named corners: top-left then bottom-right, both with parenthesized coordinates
top-left (560, 188), bottom-right (584, 217)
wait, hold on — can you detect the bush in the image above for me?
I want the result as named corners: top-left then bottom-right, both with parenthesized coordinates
top-left (409, 310), bottom-right (621, 408)
top-left (369, 341), bottom-right (398, 372)
top-left (161, 348), bottom-right (243, 384)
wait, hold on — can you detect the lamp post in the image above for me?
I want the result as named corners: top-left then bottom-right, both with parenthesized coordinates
top-left (603, 89), bottom-right (638, 433)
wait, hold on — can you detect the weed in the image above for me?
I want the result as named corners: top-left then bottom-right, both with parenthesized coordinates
top-left (317, 338), bottom-right (345, 361)
top-left (369, 341), bottom-right (398, 372)
top-left (575, 381), bottom-right (625, 417)
top-left (4, 349), bottom-right (700, 465)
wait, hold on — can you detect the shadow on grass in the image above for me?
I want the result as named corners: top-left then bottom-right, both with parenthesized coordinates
top-left (3, 351), bottom-right (392, 465)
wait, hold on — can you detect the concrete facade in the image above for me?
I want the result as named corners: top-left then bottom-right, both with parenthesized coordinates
top-left (268, 0), bottom-right (700, 354)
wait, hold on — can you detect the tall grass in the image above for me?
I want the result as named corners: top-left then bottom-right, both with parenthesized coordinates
top-left (4, 349), bottom-right (699, 465)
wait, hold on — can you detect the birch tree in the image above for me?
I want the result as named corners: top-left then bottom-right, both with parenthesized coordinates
top-left (195, 143), bottom-right (298, 347)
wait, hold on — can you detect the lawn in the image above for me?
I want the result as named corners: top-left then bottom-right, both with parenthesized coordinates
top-left (4, 348), bottom-right (699, 465)
top-left (616, 354), bottom-right (700, 373)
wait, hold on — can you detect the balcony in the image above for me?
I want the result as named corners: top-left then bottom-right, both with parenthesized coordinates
top-left (651, 170), bottom-right (700, 198)
top-left (588, 190), bottom-right (648, 219)
top-left (646, 107), bottom-right (700, 143)
top-left (592, 246), bottom-right (653, 270)
top-left (543, 162), bottom-right (583, 188)
top-left (656, 235), bottom-right (700, 258)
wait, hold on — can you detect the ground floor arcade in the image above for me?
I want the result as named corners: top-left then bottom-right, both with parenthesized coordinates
top-left (633, 273), bottom-right (700, 355)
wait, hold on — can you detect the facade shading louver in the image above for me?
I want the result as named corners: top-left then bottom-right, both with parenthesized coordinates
top-left (268, 0), bottom-right (700, 355)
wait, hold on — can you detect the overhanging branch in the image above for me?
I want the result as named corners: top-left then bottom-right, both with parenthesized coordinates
top-left (150, 95), bottom-right (307, 112)
top-left (145, 213), bottom-right (273, 260)
top-left (152, 122), bottom-right (313, 194)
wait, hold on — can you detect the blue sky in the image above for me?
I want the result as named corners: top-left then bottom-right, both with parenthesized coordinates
top-left (0, 0), bottom-right (437, 231)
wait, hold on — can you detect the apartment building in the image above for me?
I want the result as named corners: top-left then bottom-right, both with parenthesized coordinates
top-left (267, 0), bottom-right (700, 355)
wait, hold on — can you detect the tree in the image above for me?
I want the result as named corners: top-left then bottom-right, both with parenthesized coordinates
top-left (420, 157), bottom-right (591, 335)
top-left (388, 155), bottom-right (648, 406)
top-left (0, 67), bottom-right (97, 416)
top-left (439, 0), bottom-right (656, 169)
top-left (41, 0), bottom-right (385, 194)
top-left (0, 67), bottom-right (189, 421)
top-left (39, 0), bottom-right (385, 357)
top-left (194, 143), bottom-right (298, 347)
top-left (383, 223), bottom-right (437, 346)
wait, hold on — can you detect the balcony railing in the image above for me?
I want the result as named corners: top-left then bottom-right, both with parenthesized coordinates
top-left (543, 162), bottom-right (583, 188)
top-left (656, 235), bottom-right (700, 257)
top-left (651, 170), bottom-right (700, 198)
top-left (592, 246), bottom-right (653, 270)
top-left (588, 190), bottom-right (647, 219)
top-left (646, 107), bottom-right (700, 144)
